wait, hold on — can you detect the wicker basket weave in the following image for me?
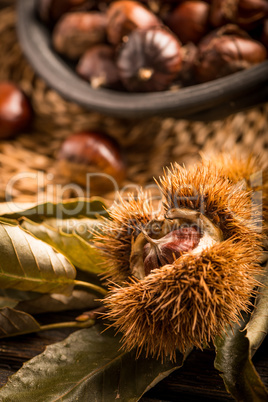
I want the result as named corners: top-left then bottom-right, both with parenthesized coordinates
top-left (0, 4), bottom-right (267, 204)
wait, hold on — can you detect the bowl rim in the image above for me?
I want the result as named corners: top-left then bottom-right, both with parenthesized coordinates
top-left (17, 0), bottom-right (268, 120)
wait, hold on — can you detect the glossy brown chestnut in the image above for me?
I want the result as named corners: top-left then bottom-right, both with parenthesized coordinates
top-left (52, 12), bottom-right (107, 60)
top-left (0, 82), bottom-right (32, 139)
top-left (194, 26), bottom-right (267, 82)
top-left (106, 0), bottom-right (161, 45)
top-left (57, 131), bottom-right (126, 192)
top-left (76, 45), bottom-right (121, 89)
top-left (117, 27), bottom-right (183, 92)
top-left (166, 1), bottom-right (210, 44)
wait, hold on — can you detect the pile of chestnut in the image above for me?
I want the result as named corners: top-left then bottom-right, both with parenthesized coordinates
top-left (36, 0), bottom-right (268, 92)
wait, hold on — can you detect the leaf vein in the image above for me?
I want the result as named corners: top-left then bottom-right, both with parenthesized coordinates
top-left (0, 310), bottom-right (20, 331)
top-left (24, 234), bottom-right (42, 274)
top-left (52, 352), bottom-right (127, 401)
top-left (2, 225), bottom-right (26, 277)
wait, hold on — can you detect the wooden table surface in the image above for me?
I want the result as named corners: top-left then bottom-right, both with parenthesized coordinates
top-left (0, 310), bottom-right (267, 401)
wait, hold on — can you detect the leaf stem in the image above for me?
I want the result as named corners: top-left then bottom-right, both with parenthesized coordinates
top-left (40, 319), bottom-right (96, 332)
top-left (74, 280), bottom-right (108, 297)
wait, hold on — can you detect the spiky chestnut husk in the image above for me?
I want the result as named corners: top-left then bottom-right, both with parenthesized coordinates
top-left (95, 157), bottom-right (265, 360)
top-left (97, 192), bottom-right (157, 283)
top-left (104, 239), bottom-right (261, 360)
top-left (202, 153), bottom-right (268, 236)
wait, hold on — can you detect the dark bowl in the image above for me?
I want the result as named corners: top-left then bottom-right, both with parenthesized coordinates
top-left (17, 0), bottom-right (268, 121)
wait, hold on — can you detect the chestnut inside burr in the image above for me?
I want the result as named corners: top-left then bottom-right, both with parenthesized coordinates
top-left (143, 227), bottom-right (201, 276)
top-left (130, 209), bottom-right (223, 280)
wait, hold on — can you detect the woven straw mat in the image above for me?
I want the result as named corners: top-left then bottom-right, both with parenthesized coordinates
top-left (0, 5), bottom-right (267, 204)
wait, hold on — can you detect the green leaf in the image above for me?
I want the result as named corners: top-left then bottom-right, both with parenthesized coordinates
top-left (0, 325), bottom-right (185, 402)
top-left (0, 221), bottom-right (76, 295)
top-left (0, 198), bottom-right (108, 222)
top-left (214, 316), bottom-right (268, 402)
top-left (0, 198), bottom-right (108, 275)
top-left (20, 218), bottom-right (106, 274)
top-left (246, 262), bottom-right (268, 357)
top-left (0, 307), bottom-right (40, 338)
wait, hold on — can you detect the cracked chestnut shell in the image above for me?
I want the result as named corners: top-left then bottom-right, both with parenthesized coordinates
top-left (194, 25), bottom-right (267, 82)
top-left (106, 0), bottom-right (161, 45)
top-left (0, 82), bottom-right (32, 139)
top-left (143, 227), bottom-right (202, 276)
top-left (52, 12), bottom-right (107, 60)
top-left (117, 27), bottom-right (183, 92)
top-left (129, 208), bottom-right (223, 280)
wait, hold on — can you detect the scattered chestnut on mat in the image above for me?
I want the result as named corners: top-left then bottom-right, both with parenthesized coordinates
top-left (57, 131), bottom-right (126, 193)
top-left (52, 11), bottom-right (107, 60)
top-left (0, 82), bottom-right (32, 140)
top-left (106, 0), bottom-right (161, 45)
top-left (117, 26), bottom-right (183, 92)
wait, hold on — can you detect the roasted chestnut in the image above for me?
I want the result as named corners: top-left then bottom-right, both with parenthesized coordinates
top-left (52, 12), bottom-right (107, 59)
top-left (0, 82), bottom-right (32, 139)
top-left (76, 44), bottom-right (121, 89)
top-left (57, 131), bottom-right (126, 192)
top-left (106, 0), bottom-right (161, 45)
top-left (194, 25), bottom-right (267, 82)
top-left (117, 27), bottom-right (183, 92)
top-left (165, 1), bottom-right (210, 44)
